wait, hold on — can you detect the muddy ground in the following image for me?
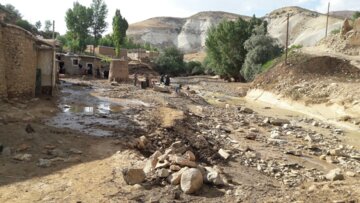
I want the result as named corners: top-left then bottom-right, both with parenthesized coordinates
top-left (0, 76), bottom-right (360, 203)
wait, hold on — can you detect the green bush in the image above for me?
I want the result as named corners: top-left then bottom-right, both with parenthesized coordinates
top-left (154, 47), bottom-right (185, 76)
top-left (331, 28), bottom-right (340, 35)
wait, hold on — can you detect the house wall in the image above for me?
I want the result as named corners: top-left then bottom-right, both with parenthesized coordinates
top-left (108, 59), bottom-right (129, 82)
top-left (0, 24), bottom-right (7, 98)
top-left (37, 48), bottom-right (54, 94)
top-left (2, 24), bottom-right (37, 98)
top-left (63, 55), bottom-right (101, 76)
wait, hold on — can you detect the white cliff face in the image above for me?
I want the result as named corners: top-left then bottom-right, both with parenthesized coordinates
top-left (127, 12), bottom-right (240, 53)
top-left (127, 8), bottom-right (343, 53)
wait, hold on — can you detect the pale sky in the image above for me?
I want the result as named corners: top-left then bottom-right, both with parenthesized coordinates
top-left (1, 0), bottom-right (360, 35)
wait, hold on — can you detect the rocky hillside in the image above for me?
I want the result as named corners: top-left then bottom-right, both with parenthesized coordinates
top-left (266, 7), bottom-right (343, 47)
top-left (330, 10), bottom-right (356, 19)
top-left (128, 11), bottom-right (246, 53)
top-left (128, 7), bottom-right (344, 53)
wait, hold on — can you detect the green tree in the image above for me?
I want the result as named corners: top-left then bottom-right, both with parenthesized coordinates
top-left (241, 24), bottom-right (282, 81)
top-left (112, 9), bottom-right (128, 57)
top-left (99, 34), bottom-right (114, 47)
top-left (65, 2), bottom-right (93, 52)
top-left (155, 47), bottom-right (185, 76)
top-left (16, 19), bottom-right (36, 33)
top-left (353, 11), bottom-right (360, 20)
top-left (44, 20), bottom-right (52, 32)
top-left (90, 0), bottom-right (108, 47)
top-left (35, 21), bottom-right (42, 30)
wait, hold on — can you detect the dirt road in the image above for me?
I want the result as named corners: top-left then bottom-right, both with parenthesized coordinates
top-left (1, 76), bottom-right (360, 202)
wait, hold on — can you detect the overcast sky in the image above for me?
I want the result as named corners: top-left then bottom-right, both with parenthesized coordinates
top-left (2, 0), bottom-right (360, 35)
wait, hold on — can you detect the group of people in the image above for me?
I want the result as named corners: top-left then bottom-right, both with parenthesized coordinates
top-left (160, 74), bottom-right (171, 86)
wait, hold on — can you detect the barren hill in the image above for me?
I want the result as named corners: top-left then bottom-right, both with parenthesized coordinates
top-left (330, 10), bottom-right (356, 19)
top-left (127, 7), bottom-right (344, 53)
top-left (127, 11), bottom-right (244, 53)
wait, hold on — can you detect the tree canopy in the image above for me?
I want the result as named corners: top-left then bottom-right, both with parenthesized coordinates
top-left (65, 2), bottom-right (93, 52)
top-left (155, 47), bottom-right (185, 76)
top-left (205, 17), bottom-right (261, 81)
top-left (112, 9), bottom-right (129, 57)
top-left (90, 0), bottom-right (108, 46)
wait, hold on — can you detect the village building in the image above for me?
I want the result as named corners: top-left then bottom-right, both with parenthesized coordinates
top-left (0, 22), bottom-right (57, 99)
top-left (57, 53), bottom-right (102, 77)
top-left (85, 45), bottom-right (127, 59)
top-left (128, 49), bottom-right (159, 62)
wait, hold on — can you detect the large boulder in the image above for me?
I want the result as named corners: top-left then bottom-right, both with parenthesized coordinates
top-left (341, 18), bottom-right (353, 37)
top-left (354, 18), bottom-right (360, 32)
top-left (347, 31), bottom-right (360, 46)
top-left (325, 168), bottom-right (344, 181)
top-left (180, 168), bottom-right (203, 194)
top-left (122, 168), bottom-right (146, 185)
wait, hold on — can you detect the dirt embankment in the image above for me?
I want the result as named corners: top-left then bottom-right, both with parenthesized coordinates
top-left (252, 54), bottom-right (360, 124)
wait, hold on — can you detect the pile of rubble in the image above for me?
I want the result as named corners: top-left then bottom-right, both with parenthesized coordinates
top-left (122, 141), bottom-right (230, 194)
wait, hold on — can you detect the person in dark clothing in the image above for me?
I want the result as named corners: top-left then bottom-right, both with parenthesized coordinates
top-left (145, 74), bottom-right (150, 87)
top-left (164, 75), bottom-right (170, 86)
top-left (160, 74), bottom-right (165, 84)
top-left (134, 73), bottom-right (138, 86)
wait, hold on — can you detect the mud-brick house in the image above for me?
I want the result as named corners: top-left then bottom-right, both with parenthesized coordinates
top-left (0, 22), bottom-right (57, 99)
top-left (58, 53), bottom-right (102, 76)
top-left (86, 45), bottom-right (127, 59)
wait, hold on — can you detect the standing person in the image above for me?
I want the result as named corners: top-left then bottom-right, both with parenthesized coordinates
top-left (160, 74), bottom-right (165, 84)
top-left (145, 74), bottom-right (150, 88)
top-left (134, 73), bottom-right (138, 86)
top-left (165, 75), bottom-right (170, 86)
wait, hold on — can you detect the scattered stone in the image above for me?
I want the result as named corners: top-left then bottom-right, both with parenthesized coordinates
top-left (122, 168), bottom-right (146, 185)
top-left (144, 151), bottom-right (162, 174)
top-left (218, 149), bottom-right (230, 160)
top-left (325, 169), bottom-right (344, 181)
top-left (49, 149), bottom-right (66, 157)
top-left (180, 168), bottom-right (203, 194)
top-left (329, 149), bottom-right (342, 156)
top-left (170, 165), bottom-right (181, 171)
top-left (245, 151), bottom-right (258, 159)
top-left (249, 128), bottom-right (259, 133)
top-left (38, 159), bottom-right (52, 168)
top-left (345, 171), bottom-right (356, 177)
top-left (137, 136), bottom-right (148, 149)
top-left (69, 148), bottom-right (83, 155)
top-left (25, 124), bottom-right (35, 133)
top-left (167, 167), bottom-right (188, 185)
top-left (1, 147), bottom-right (11, 156)
top-left (263, 118), bottom-right (270, 124)
top-left (326, 156), bottom-right (339, 164)
top-left (157, 168), bottom-right (170, 178)
top-left (245, 133), bottom-right (257, 140)
top-left (183, 151), bottom-right (196, 161)
top-left (308, 184), bottom-right (317, 192)
top-left (170, 155), bottom-right (197, 167)
top-left (155, 159), bottom-right (170, 169)
top-left (44, 144), bottom-right (56, 150)
top-left (270, 118), bottom-right (290, 126)
top-left (13, 153), bottom-right (32, 161)
top-left (193, 135), bottom-right (208, 149)
top-left (319, 155), bottom-right (326, 160)
top-left (270, 130), bottom-right (282, 139)
top-left (285, 150), bottom-right (302, 156)
top-left (239, 107), bottom-right (254, 114)
top-left (205, 167), bottom-right (224, 185)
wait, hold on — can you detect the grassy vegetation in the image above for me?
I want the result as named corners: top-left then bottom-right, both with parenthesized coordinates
top-left (331, 28), bottom-right (340, 35)
top-left (261, 44), bottom-right (303, 72)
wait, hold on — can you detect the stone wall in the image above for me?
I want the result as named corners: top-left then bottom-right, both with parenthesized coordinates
top-left (2, 24), bottom-right (37, 98)
top-left (0, 24), bottom-right (7, 98)
top-left (37, 47), bottom-right (54, 94)
top-left (108, 59), bottom-right (129, 82)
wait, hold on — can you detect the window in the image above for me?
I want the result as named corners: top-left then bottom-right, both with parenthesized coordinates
top-left (72, 59), bottom-right (79, 66)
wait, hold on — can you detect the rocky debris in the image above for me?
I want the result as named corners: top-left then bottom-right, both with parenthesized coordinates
top-left (122, 168), bottom-right (146, 185)
top-left (345, 171), bottom-right (356, 177)
top-left (204, 166), bottom-right (225, 186)
top-left (270, 118), bottom-right (290, 126)
top-left (167, 167), bottom-right (189, 185)
top-left (13, 153), bottom-right (32, 161)
top-left (144, 151), bottom-right (162, 174)
top-left (25, 124), bottom-right (35, 133)
top-left (218, 148), bottom-right (231, 160)
top-left (69, 148), bottom-right (83, 155)
top-left (326, 169), bottom-right (344, 181)
top-left (184, 151), bottom-right (196, 161)
top-left (157, 168), bottom-right (170, 178)
top-left (1, 147), bottom-right (11, 156)
top-left (169, 155), bottom-right (197, 167)
top-left (245, 133), bottom-right (257, 140)
top-left (180, 168), bottom-right (203, 194)
top-left (239, 107), bottom-right (254, 114)
top-left (38, 158), bottom-right (52, 168)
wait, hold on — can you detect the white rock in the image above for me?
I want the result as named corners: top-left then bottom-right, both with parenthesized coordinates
top-left (180, 168), bottom-right (204, 194)
top-left (218, 149), bottom-right (230, 160)
top-left (157, 168), bottom-right (170, 178)
top-left (122, 168), bottom-right (146, 185)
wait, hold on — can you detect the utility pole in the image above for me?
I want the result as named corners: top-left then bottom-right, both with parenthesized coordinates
top-left (285, 13), bottom-right (290, 65)
top-left (325, 2), bottom-right (330, 38)
top-left (52, 20), bottom-right (55, 39)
